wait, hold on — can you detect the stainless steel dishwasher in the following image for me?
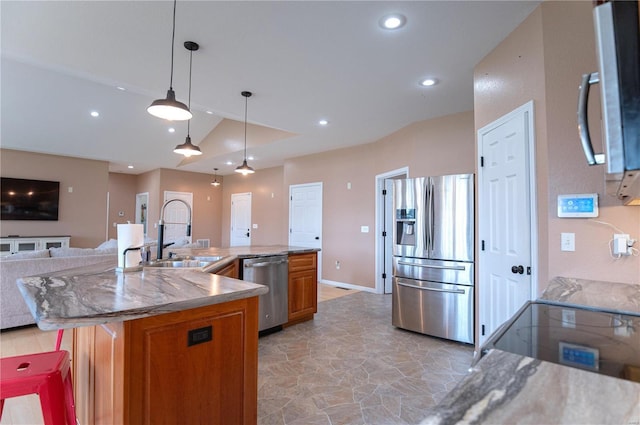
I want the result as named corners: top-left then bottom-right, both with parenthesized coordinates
top-left (240, 255), bottom-right (288, 332)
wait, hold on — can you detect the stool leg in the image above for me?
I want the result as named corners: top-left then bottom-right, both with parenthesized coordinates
top-left (63, 370), bottom-right (78, 425)
top-left (0, 399), bottom-right (4, 419)
top-left (55, 329), bottom-right (64, 352)
top-left (37, 371), bottom-right (68, 425)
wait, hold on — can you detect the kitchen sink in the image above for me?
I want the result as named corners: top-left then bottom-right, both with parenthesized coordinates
top-left (144, 256), bottom-right (225, 269)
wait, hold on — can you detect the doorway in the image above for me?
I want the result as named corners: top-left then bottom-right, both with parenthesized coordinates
top-left (135, 192), bottom-right (149, 236)
top-left (375, 167), bottom-right (409, 294)
top-left (230, 192), bottom-right (252, 247)
top-left (477, 101), bottom-right (538, 346)
top-left (289, 182), bottom-right (323, 281)
top-left (163, 191), bottom-right (193, 244)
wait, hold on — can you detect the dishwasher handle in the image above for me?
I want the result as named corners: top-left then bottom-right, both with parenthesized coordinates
top-left (397, 280), bottom-right (466, 295)
top-left (244, 259), bottom-right (288, 268)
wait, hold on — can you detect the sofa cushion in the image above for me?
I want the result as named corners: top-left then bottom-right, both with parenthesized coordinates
top-left (49, 247), bottom-right (102, 257)
top-left (2, 249), bottom-right (51, 260)
top-left (96, 238), bottom-right (118, 250)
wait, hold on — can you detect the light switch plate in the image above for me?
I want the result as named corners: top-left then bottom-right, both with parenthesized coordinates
top-left (561, 233), bottom-right (575, 252)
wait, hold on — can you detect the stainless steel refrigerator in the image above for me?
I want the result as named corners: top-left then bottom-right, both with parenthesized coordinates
top-left (392, 174), bottom-right (474, 344)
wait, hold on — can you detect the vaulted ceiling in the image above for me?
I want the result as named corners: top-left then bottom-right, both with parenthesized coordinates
top-left (1, 1), bottom-right (539, 175)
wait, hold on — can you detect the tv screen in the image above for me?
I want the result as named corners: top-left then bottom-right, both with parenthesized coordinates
top-left (1, 177), bottom-right (60, 221)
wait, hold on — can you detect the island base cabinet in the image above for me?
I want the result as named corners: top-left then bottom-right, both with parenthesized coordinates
top-left (73, 297), bottom-right (259, 424)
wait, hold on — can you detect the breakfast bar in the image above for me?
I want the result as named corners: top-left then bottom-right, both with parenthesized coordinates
top-left (16, 259), bottom-right (268, 424)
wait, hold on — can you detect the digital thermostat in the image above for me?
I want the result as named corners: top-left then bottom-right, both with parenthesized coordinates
top-left (557, 193), bottom-right (598, 218)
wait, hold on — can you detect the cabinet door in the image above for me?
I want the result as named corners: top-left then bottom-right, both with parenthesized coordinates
top-left (216, 260), bottom-right (238, 278)
top-left (42, 237), bottom-right (70, 249)
top-left (0, 241), bottom-right (12, 256)
top-left (125, 299), bottom-right (258, 425)
top-left (73, 323), bottom-right (124, 425)
top-left (288, 269), bottom-right (317, 321)
top-left (15, 238), bottom-right (40, 252)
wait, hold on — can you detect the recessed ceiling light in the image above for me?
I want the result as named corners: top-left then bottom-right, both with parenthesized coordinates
top-left (127, 165), bottom-right (134, 169)
top-left (90, 111), bottom-right (99, 117)
top-left (206, 110), bottom-right (214, 115)
top-left (226, 161), bottom-right (233, 165)
top-left (380, 14), bottom-right (406, 30)
top-left (168, 127), bottom-right (176, 133)
top-left (420, 78), bottom-right (438, 87)
top-left (247, 156), bottom-right (254, 161)
top-left (318, 119), bottom-right (329, 126)
top-left (116, 86), bottom-right (126, 91)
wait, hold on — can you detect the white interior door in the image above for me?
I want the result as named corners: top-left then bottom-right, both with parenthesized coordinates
top-left (478, 101), bottom-right (537, 346)
top-left (289, 183), bottom-right (322, 279)
top-left (163, 191), bottom-right (193, 244)
top-left (230, 192), bottom-right (252, 247)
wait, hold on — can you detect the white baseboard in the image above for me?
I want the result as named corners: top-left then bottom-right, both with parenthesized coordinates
top-left (318, 279), bottom-right (378, 294)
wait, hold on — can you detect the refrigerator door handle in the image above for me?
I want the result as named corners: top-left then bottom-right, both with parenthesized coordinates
top-left (397, 281), bottom-right (466, 294)
top-left (397, 261), bottom-right (466, 271)
top-left (577, 72), bottom-right (605, 165)
top-left (429, 180), bottom-right (435, 253)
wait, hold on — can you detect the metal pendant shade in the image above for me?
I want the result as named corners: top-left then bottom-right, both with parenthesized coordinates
top-left (147, 0), bottom-right (192, 121)
top-left (211, 168), bottom-right (221, 186)
top-left (235, 91), bottom-right (255, 175)
top-left (174, 41), bottom-right (202, 157)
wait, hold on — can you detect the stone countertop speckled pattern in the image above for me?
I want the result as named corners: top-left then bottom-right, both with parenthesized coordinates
top-left (421, 349), bottom-right (640, 425)
top-left (540, 276), bottom-right (640, 314)
top-left (422, 277), bottom-right (640, 424)
top-left (16, 260), bottom-right (270, 331)
top-left (16, 245), bottom-right (318, 331)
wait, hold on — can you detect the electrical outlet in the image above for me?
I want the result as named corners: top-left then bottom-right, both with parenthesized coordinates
top-left (335, 260), bottom-right (340, 270)
top-left (613, 234), bottom-right (630, 256)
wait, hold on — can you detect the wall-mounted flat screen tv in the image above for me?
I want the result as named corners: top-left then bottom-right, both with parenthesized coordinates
top-left (1, 177), bottom-right (60, 221)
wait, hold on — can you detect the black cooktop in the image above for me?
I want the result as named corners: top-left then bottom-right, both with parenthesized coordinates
top-left (482, 301), bottom-right (640, 382)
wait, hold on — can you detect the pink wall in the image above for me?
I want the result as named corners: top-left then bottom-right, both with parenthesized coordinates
top-left (282, 111), bottom-right (476, 289)
top-left (474, 1), bottom-right (639, 288)
top-left (220, 166), bottom-right (286, 247)
top-left (0, 149), bottom-right (108, 248)
top-left (107, 173), bottom-right (137, 239)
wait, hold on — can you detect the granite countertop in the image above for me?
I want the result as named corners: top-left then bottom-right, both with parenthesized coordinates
top-left (16, 245), bottom-right (318, 331)
top-left (422, 349), bottom-right (640, 424)
top-left (422, 276), bottom-right (640, 424)
top-left (168, 244), bottom-right (320, 259)
top-left (16, 261), bottom-right (264, 331)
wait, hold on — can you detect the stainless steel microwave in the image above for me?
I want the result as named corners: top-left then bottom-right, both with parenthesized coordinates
top-left (578, 1), bottom-right (640, 205)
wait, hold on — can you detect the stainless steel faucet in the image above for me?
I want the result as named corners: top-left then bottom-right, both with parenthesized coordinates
top-left (157, 199), bottom-right (192, 260)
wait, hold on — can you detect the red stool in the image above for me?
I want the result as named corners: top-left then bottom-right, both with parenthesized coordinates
top-left (0, 330), bottom-right (77, 425)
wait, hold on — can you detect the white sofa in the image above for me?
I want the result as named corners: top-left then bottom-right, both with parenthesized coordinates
top-left (0, 247), bottom-right (117, 330)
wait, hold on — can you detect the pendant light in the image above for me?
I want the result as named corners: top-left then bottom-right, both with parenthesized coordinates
top-left (147, 0), bottom-right (192, 121)
top-left (173, 41), bottom-right (202, 157)
top-left (211, 168), bottom-right (221, 186)
top-left (235, 91), bottom-right (255, 175)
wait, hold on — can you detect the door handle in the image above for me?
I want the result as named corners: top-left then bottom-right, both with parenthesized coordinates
top-left (246, 232), bottom-right (250, 237)
top-left (315, 236), bottom-right (320, 240)
top-left (397, 261), bottom-right (465, 271)
top-left (511, 265), bottom-right (524, 274)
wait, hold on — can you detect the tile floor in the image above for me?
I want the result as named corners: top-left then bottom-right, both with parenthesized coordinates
top-left (0, 286), bottom-right (474, 425)
top-left (257, 291), bottom-right (474, 425)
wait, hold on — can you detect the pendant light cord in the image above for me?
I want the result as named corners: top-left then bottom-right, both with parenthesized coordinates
top-left (187, 46), bottom-right (192, 136)
top-left (169, 0), bottom-right (177, 90)
top-left (243, 95), bottom-right (248, 159)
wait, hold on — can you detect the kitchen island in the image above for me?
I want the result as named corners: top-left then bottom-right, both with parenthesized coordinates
top-left (16, 245), bottom-right (318, 424)
top-left (421, 277), bottom-right (640, 424)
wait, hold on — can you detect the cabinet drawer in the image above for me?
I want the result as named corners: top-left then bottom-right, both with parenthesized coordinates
top-left (288, 253), bottom-right (316, 272)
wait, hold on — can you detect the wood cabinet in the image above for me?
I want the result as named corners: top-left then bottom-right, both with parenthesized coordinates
top-left (215, 259), bottom-right (239, 278)
top-left (287, 252), bottom-right (318, 325)
top-left (73, 296), bottom-right (258, 424)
